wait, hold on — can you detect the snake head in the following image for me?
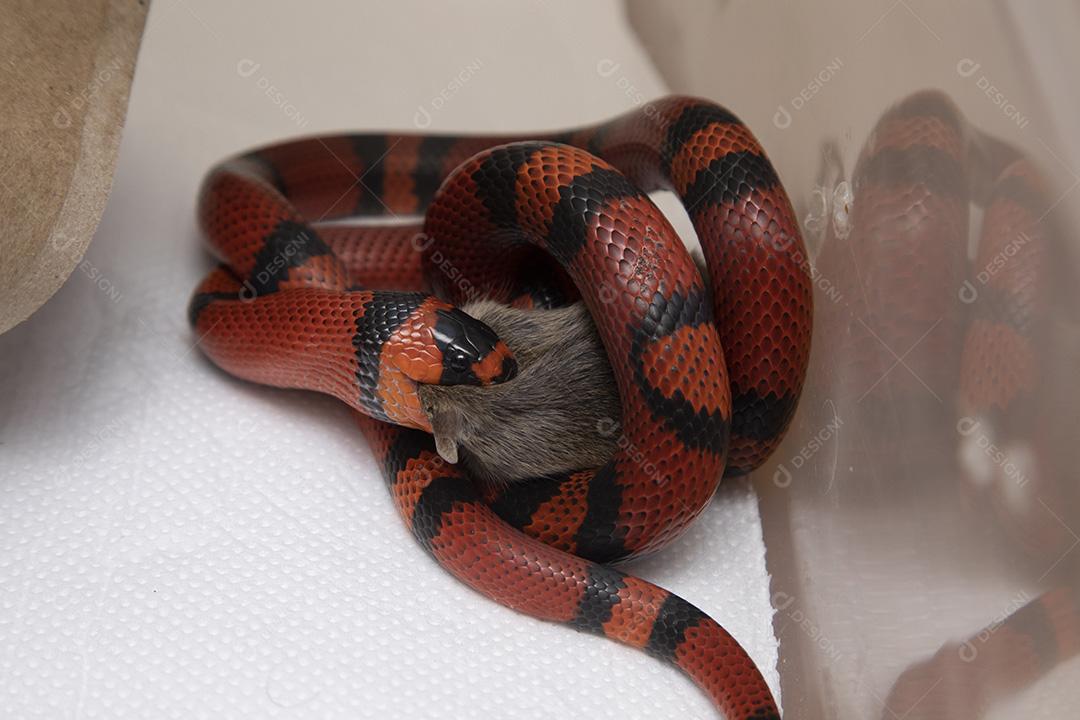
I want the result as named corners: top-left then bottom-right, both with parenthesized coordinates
top-left (389, 301), bottom-right (517, 388)
top-left (431, 307), bottom-right (518, 386)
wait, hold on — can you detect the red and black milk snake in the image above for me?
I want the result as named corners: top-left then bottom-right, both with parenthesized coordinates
top-left (188, 95), bottom-right (814, 718)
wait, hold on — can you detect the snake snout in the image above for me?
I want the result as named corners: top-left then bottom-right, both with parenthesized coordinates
top-left (432, 307), bottom-right (517, 386)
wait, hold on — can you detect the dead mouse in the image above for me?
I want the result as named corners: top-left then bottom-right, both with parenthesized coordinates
top-left (418, 251), bottom-right (710, 486)
top-left (418, 299), bottom-right (621, 487)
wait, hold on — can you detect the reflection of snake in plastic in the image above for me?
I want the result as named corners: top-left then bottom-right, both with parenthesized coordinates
top-left (814, 90), bottom-right (1077, 717)
top-left (817, 90), bottom-right (1069, 558)
top-left (884, 578), bottom-right (1080, 719)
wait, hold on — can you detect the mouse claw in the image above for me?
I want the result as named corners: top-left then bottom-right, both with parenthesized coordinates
top-left (434, 433), bottom-right (459, 464)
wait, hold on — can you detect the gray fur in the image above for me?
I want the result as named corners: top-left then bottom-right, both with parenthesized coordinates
top-left (418, 300), bottom-right (621, 487)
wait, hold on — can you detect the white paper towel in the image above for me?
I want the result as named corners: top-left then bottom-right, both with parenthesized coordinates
top-left (0, 2), bottom-right (780, 717)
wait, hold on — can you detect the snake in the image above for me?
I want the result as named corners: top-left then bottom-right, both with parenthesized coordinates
top-left (188, 95), bottom-right (813, 718)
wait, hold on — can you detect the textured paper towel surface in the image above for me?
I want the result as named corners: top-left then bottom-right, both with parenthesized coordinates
top-left (0, 2), bottom-right (779, 717)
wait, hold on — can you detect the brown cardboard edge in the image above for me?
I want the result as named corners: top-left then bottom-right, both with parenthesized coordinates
top-left (0, 0), bottom-right (149, 335)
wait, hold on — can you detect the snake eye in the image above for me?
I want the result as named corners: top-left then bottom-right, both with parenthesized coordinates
top-left (432, 307), bottom-right (505, 386)
top-left (448, 352), bottom-right (470, 374)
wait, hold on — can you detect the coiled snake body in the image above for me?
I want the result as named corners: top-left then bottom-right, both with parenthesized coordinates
top-left (189, 96), bottom-right (813, 718)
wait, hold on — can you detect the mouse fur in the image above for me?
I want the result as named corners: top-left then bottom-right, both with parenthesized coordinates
top-left (418, 300), bottom-right (621, 487)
